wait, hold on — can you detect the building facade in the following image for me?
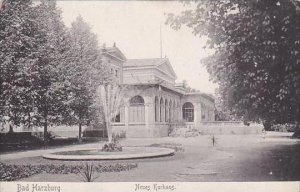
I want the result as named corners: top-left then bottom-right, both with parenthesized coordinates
top-left (101, 44), bottom-right (215, 138)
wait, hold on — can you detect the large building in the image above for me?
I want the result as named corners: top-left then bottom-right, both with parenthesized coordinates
top-left (101, 44), bottom-right (215, 138)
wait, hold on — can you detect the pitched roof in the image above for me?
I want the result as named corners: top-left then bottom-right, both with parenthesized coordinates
top-left (102, 46), bottom-right (127, 61)
top-left (124, 58), bottom-right (177, 78)
top-left (124, 58), bottom-right (167, 67)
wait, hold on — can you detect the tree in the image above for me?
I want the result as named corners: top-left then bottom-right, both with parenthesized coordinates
top-left (30, 0), bottom-right (70, 142)
top-left (0, 0), bottom-right (39, 131)
top-left (62, 15), bottom-right (109, 141)
top-left (214, 87), bottom-right (240, 121)
top-left (167, 0), bottom-right (300, 136)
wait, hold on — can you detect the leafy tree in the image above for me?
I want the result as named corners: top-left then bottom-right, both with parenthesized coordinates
top-left (1, 1), bottom-right (108, 142)
top-left (182, 80), bottom-right (199, 93)
top-left (63, 15), bottom-right (109, 141)
top-left (214, 87), bottom-right (240, 121)
top-left (0, 0), bottom-right (39, 131)
top-left (167, 0), bottom-right (300, 136)
top-left (30, 0), bottom-right (70, 142)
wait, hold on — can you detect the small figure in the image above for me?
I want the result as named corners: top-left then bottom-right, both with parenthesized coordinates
top-left (211, 135), bottom-right (217, 147)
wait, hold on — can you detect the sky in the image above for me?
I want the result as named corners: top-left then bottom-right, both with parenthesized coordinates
top-left (57, 1), bottom-right (218, 94)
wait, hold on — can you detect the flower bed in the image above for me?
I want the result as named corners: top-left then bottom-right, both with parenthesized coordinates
top-left (101, 142), bottom-right (122, 152)
top-left (0, 162), bottom-right (138, 181)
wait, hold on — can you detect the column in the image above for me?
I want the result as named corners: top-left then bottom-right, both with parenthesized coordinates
top-left (198, 103), bottom-right (203, 128)
top-left (145, 103), bottom-right (149, 128)
top-left (144, 96), bottom-right (155, 128)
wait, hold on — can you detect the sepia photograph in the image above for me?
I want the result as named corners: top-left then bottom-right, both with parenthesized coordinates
top-left (0, 0), bottom-right (300, 191)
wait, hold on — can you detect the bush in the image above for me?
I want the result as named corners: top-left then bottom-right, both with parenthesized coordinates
top-left (101, 142), bottom-right (122, 152)
top-left (169, 126), bottom-right (200, 138)
top-left (0, 132), bottom-right (43, 144)
top-left (0, 162), bottom-right (138, 181)
top-left (271, 124), bottom-right (296, 132)
top-left (82, 129), bottom-right (107, 138)
top-left (0, 132), bottom-right (44, 152)
top-left (77, 163), bottom-right (98, 182)
top-left (101, 137), bottom-right (122, 152)
top-left (293, 129), bottom-right (300, 138)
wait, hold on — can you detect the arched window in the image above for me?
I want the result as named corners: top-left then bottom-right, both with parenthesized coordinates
top-left (165, 99), bottom-right (168, 122)
top-left (155, 96), bottom-right (159, 122)
top-left (130, 95), bottom-right (144, 105)
top-left (182, 102), bottom-right (194, 122)
top-left (129, 95), bottom-right (145, 123)
top-left (160, 98), bottom-right (164, 122)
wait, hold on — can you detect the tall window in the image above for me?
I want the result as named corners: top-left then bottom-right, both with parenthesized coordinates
top-left (129, 96), bottom-right (145, 123)
top-left (182, 102), bottom-right (194, 122)
top-left (160, 98), bottom-right (164, 122)
top-left (165, 99), bottom-right (168, 122)
top-left (177, 102), bottom-right (180, 121)
top-left (155, 97), bottom-right (159, 122)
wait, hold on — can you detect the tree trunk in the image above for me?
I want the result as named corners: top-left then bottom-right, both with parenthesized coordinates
top-left (78, 119), bottom-right (82, 142)
top-left (43, 111), bottom-right (48, 145)
top-left (8, 123), bottom-right (14, 133)
top-left (243, 110), bottom-right (250, 126)
top-left (27, 111), bottom-right (31, 129)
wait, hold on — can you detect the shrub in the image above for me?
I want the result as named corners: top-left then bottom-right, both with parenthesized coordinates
top-left (169, 126), bottom-right (200, 138)
top-left (269, 123), bottom-right (296, 132)
top-left (101, 137), bottom-right (122, 152)
top-left (82, 129), bottom-right (107, 138)
top-left (0, 162), bottom-right (138, 181)
top-left (77, 163), bottom-right (99, 182)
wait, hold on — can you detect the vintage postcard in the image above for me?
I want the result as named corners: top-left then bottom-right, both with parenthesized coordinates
top-left (0, 0), bottom-right (299, 192)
